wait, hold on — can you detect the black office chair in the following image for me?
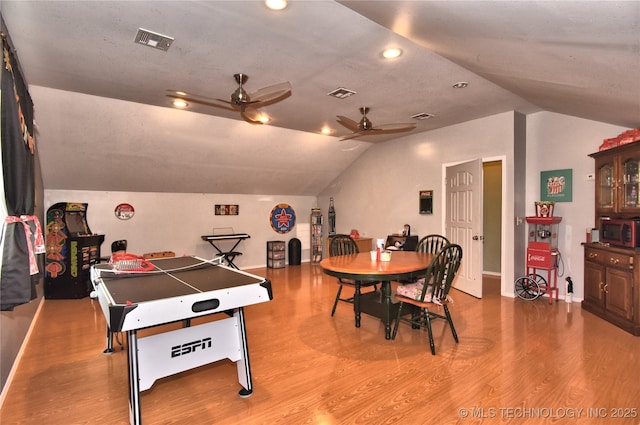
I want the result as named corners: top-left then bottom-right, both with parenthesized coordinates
top-left (99, 239), bottom-right (128, 263)
top-left (111, 239), bottom-right (127, 254)
top-left (328, 234), bottom-right (379, 324)
top-left (392, 244), bottom-right (463, 355)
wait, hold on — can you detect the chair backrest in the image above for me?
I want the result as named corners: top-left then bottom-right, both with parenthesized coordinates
top-left (111, 239), bottom-right (127, 253)
top-left (416, 234), bottom-right (449, 254)
top-left (420, 244), bottom-right (463, 302)
top-left (329, 234), bottom-right (359, 257)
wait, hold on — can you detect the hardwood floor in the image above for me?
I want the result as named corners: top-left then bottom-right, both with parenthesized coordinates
top-left (2, 263), bottom-right (639, 424)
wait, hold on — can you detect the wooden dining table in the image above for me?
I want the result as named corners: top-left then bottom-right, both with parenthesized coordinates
top-left (320, 250), bottom-right (435, 339)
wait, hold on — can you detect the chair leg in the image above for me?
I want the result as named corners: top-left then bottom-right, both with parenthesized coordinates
top-left (391, 301), bottom-right (403, 339)
top-left (424, 309), bottom-right (436, 355)
top-left (331, 285), bottom-right (343, 316)
top-left (444, 305), bottom-right (459, 343)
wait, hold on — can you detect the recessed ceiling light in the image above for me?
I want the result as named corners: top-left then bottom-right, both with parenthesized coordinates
top-left (382, 48), bottom-right (403, 59)
top-left (321, 127), bottom-right (332, 135)
top-left (265, 0), bottom-right (287, 10)
top-left (452, 82), bottom-right (469, 89)
top-left (172, 99), bottom-right (188, 108)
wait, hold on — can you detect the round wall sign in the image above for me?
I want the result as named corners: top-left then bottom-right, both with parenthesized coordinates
top-left (270, 203), bottom-right (296, 233)
top-left (114, 203), bottom-right (135, 220)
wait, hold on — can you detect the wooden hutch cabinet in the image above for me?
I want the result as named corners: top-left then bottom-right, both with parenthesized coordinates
top-left (585, 143), bottom-right (640, 335)
top-left (591, 142), bottom-right (640, 219)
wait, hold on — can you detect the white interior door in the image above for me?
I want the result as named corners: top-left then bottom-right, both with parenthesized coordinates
top-left (446, 159), bottom-right (483, 298)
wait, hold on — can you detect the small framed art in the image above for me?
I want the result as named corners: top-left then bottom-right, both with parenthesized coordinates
top-left (215, 204), bottom-right (239, 215)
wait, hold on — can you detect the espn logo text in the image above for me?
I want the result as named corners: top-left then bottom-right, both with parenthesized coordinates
top-left (171, 337), bottom-right (212, 358)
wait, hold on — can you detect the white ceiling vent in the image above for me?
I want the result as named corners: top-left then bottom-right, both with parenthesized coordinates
top-left (134, 28), bottom-right (174, 51)
top-left (411, 112), bottom-right (434, 120)
top-left (327, 87), bottom-right (356, 99)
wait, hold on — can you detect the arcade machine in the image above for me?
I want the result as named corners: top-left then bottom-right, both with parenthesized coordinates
top-left (44, 202), bottom-right (104, 299)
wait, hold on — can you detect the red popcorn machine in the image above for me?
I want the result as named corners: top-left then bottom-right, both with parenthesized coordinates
top-left (515, 215), bottom-right (562, 303)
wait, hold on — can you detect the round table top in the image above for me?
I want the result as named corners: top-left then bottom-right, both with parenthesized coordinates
top-left (320, 250), bottom-right (434, 281)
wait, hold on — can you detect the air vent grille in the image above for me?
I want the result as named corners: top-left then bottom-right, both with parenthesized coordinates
top-left (411, 112), bottom-right (434, 120)
top-left (134, 28), bottom-right (174, 51)
top-left (327, 87), bottom-right (357, 99)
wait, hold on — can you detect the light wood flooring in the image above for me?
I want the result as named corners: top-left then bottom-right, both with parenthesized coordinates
top-left (2, 263), bottom-right (640, 424)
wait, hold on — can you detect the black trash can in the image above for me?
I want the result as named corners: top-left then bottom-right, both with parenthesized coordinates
top-left (288, 238), bottom-right (301, 265)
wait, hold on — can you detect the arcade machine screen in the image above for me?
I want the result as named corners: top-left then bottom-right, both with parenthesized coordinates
top-left (65, 211), bottom-right (89, 236)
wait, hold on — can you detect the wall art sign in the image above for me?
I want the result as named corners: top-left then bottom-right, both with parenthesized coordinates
top-left (215, 204), bottom-right (239, 215)
top-left (540, 169), bottom-right (572, 202)
top-left (114, 203), bottom-right (135, 220)
top-left (270, 203), bottom-right (296, 233)
top-left (419, 190), bottom-right (433, 214)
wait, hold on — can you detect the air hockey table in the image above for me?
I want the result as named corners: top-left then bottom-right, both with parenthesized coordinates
top-left (90, 255), bottom-right (273, 425)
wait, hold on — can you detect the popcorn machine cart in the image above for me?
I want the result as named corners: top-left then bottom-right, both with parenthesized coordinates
top-left (515, 216), bottom-right (562, 302)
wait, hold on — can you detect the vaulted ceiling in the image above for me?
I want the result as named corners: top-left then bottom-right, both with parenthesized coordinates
top-left (1, 1), bottom-right (638, 195)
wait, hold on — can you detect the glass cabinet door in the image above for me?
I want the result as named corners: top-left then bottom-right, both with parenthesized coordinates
top-left (597, 163), bottom-right (614, 209)
top-left (623, 158), bottom-right (640, 208)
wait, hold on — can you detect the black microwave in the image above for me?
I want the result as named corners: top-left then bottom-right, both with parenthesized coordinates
top-left (600, 218), bottom-right (640, 248)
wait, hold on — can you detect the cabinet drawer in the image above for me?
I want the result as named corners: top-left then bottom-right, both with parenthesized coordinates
top-left (267, 259), bottom-right (286, 269)
top-left (585, 247), bottom-right (634, 269)
top-left (268, 251), bottom-right (285, 260)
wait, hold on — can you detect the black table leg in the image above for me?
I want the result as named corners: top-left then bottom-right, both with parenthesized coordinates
top-left (381, 281), bottom-right (392, 340)
top-left (354, 283), bottom-right (361, 328)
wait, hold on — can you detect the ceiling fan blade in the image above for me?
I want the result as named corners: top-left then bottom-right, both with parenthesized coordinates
top-left (339, 131), bottom-right (368, 141)
top-left (166, 94), bottom-right (235, 111)
top-left (167, 89), bottom-right (230, 105)
top-left (336, 116), bottom-right (360, 132)
top-left (249, 81), bottom-right (292, 103)
top-left (371, 123), bottom-right (417, 133)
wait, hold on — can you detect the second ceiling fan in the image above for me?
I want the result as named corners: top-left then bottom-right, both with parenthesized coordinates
top-left (336, 107), bottom-right (416, 141)
top-left (168, 73), bottom-right (292, 124)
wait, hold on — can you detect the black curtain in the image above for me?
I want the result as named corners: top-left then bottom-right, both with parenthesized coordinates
top-left (1, 33), bottom-right (42, 311)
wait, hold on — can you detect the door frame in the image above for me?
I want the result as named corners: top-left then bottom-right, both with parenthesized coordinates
top-left (442, 155), bottom-right (508, 297)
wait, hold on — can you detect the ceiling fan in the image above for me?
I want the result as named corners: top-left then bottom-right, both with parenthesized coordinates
top-left (167, 73), bottom-right (292, 124)
top-left (336, 107), bottom-right (416, 141)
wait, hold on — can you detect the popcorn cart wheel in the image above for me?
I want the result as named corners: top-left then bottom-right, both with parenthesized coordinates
top-left (514, 273), bottom-right (547, 300)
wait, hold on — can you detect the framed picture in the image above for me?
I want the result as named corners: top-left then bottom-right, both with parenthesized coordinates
top-left (540, 169), bottom-right (572, 202)
top-left (419, 190), bottom-right (433, 214)
top-left (215, 204), bottom-right (239, 215)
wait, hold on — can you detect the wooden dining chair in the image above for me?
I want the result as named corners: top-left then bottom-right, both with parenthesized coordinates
top-left (392, 243), bottom-right (463, 355)
top-left (328, 234), bottom-right (379, 319)
top-left (394, 234), bottom-right (449, 284)
top-left (415, 234), bottom-right (449, 254)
